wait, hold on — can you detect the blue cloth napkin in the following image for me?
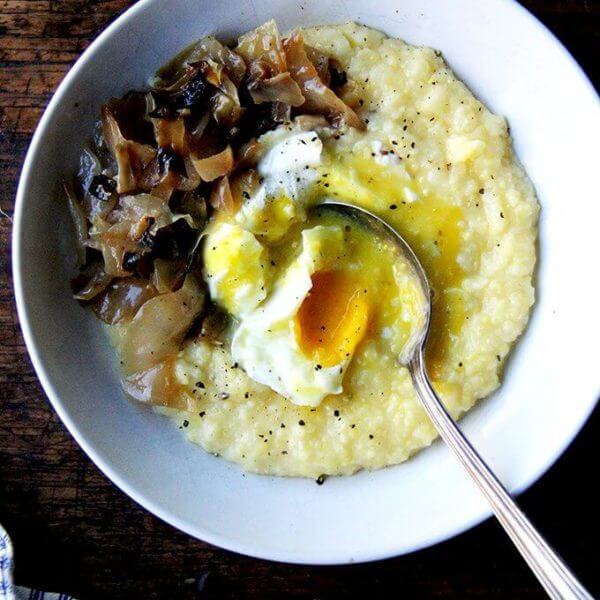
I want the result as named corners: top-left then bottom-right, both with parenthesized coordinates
top-left (0, 524), bottom-right (75, 600)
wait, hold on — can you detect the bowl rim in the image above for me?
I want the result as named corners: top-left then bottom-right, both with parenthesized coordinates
top-left (11, 0), bottom-right (600, 564)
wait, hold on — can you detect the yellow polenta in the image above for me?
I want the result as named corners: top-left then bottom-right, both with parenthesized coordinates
top-left (153, 23), bottom-right (538, 478)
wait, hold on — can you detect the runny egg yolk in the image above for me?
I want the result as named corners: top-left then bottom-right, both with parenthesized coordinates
top-left (295, 270), bottom-right (370, 367)
top-left (317, 151), bottom-right (465, 379)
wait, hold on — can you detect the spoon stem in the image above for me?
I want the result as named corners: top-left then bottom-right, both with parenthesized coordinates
top-left (409, 348), bottom-right (593, 600)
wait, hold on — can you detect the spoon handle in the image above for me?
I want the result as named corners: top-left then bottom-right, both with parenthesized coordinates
top-left (409, 349), bottom-right (593, 600)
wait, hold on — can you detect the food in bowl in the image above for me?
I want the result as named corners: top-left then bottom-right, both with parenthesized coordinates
top-left (65, 21), bottom-right (538, 478)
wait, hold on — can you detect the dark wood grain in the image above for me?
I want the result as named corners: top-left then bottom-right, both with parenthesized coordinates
top-left (0, 2), bottom-right (598, 598)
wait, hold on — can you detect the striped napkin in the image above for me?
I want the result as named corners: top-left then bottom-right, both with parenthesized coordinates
top-left (0, 524), bottom-right (75, 600)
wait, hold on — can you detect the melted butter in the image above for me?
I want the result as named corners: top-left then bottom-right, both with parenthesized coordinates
top-left (316, 151), bottom-right (466, 378)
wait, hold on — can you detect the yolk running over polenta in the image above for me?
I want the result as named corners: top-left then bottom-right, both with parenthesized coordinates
top-left (295, 270), bottom-right (370, 367)
top-left (318, 151), bottom-right (465, 379)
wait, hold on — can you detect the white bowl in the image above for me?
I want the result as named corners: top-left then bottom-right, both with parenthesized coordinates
top-left (12, 0), bottom-right (600, 564)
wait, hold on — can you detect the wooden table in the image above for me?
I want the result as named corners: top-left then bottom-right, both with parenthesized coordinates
top-left (0, 2), bottom-right (598, 598)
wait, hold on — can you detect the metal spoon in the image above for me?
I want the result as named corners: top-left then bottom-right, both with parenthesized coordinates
top-left (315, 200), bottom-right (592, 600)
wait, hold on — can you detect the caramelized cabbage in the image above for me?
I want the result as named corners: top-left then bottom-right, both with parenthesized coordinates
top-left (190, 145), bottom-right (234, 182)
top-left (119, 275), bottom-right (204, 373)
top-left (209, 176), bottom-right (236, 213)
top-left (86, 194), bottom-right (188, 276)
top-left (91, 278), bottom-right (156, 324)
top-left (102, 104), bottom-right (157, 194)
top-left (236, 20), bottom-right (304, 107)
top-left (197, 59), bottom-right (245, 127)
top-left (64, 181), bottom-right (88, 265)
top-left (282, 32), bottom-right (365, 130)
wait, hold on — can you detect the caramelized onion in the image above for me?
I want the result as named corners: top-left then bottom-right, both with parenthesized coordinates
top-left (248, 71), bottom-right (304, 106)
top-left (64, 181), bottom-right (88, 265)
top-left (197, 59), bottom-right (244, 127)
top-left (230, 169), bottom-right (260, 206)
top-left (195, 37), bottom-right (247, 86)
top-left (177, 190), bottom-right (208, 227)
top-left (209, 176), bottom-right (236, 213)
top-left (199, 307), bottom-right (228, 346)
top-left (152, 117), bottom-right (188, 154)
top-left (282, 32), bottom-right (365, 130)
top-left (292, 114), bottom-right (330, 131)
top-left (102, 105), bottom-right (157, 194)
top-left (190, 145), bottom-right (234, 182)
top-left (72, 261), bottom-right (113, 301)
top-left (237, 20), bottom-right (304, 107)
top-left (151, 259), bottom-right (184, 294)
top-left (86, 194), bottom-right (186, 277)
top-left (122, 360), bottom-right (196, 409)
top-left (91, 278), bottom-right (156, 324)
top-left (236, 138), bottom-right (264, 169)
top-left (236, 20), bottom-right (287, 76)
top-left (305, 45), bottom-right (331, 86)
top-left (119, 275), bottom-right (204, 373)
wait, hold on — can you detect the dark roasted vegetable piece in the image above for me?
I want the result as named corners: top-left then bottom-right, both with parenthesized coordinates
top-left (104, 92), bottom-right (155, 145)
top-left (152, 70), bottom-right (211, 117)
top-left (139, 146), bottom-right (202, 200)
top-left (89, 174), bottom-right (117, 201)
top-left (329, 63), bottom-right (348, 89)
top-left (86, 194), bottom-right (188, 277)
top-left (139, 146), bottom-right (185, 192)
top-left (195, 59), bottom-right (245, 128)
top-left (102, 104), bottom-right (157, 194)
top-left (71, 259), bottom-right (113, 301)
top-left (78, 148), bottom-right (118, 220)
top-left (236, 101), bottom-right (290, 140)
top-left (149, 218), bottom-right (198, 262)
top-left (90, 278), bottom-right (157, 325)
top-left (174, 188), bottom-right (209, 227)
top-left (282, 32), bottom-right (365, 130)
top-left (156, 147), bottom-right (187, 176)
top-left (119, 275), bottom-right (204, 373)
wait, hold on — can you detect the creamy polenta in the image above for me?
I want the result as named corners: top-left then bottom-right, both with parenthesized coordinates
top-left (150, 23), bottom-right (538, 478)
top-left (74, 21), bottom-right (538, 479)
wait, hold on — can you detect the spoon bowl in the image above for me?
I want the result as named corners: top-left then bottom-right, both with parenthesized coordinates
top-left (313, 200), bottom-right (592, 600)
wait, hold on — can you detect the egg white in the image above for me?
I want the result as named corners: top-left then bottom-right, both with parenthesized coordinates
top-left (234, 129), bottom-right (322, 241)
top-left (203, 221), bottom-right (269, 318)
top-left (231, 225), bottom-right (354, 407)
